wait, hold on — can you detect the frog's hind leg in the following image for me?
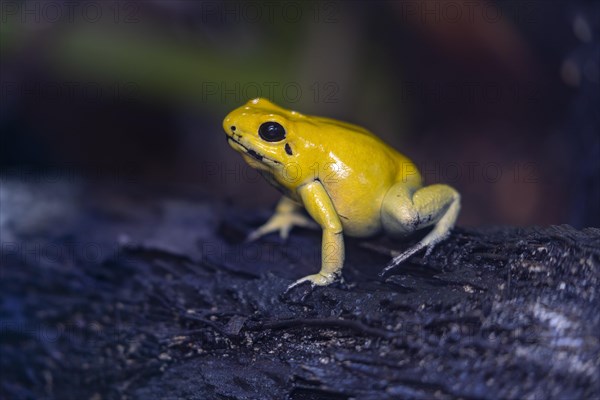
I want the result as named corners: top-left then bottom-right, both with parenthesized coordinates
top-left (379, 183), bottom-right (460, 276)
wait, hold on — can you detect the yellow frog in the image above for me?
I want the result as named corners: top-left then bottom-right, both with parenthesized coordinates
top-left (223, 98), bottom-right (460, 289)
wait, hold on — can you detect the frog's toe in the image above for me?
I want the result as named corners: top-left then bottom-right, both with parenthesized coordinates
top-left (283, 214), bottom-right (319, 235)
top-left (279, 225), bottom-right (292, 240)
top-left (245, 225), bottom-right (273, 242)
top-left (379, 245), bottom-right (423, 276)
top-left (380, 240), bottom-right (443, 277)
top-left (287, 273), bottom-right (335, 291)
top-left (297, 218), bottom-right (319, 230)
top-left (246, 222), bottom-right (290, 243)
top-left (424, 243), bottom-right (437, 257)
top-left (246, 213), bottom-right (317, 243)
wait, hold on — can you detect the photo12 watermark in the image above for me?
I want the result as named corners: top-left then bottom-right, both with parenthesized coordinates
top-left (1, 240), bottom-right (125, 268)
top-left (395, 1), bottom-right (541, 25)
top-left (398, 81), bottom-right (542, 105)
top-left (197, 160), bottom-right (540, 186)
top-left (200, 81), bottom-right (340, 104)
top-left (0, 1), bottom-right (342, 25)
top-left (406, 161), bottom-right (540, 185)
top-left (1, 80), bottom-right (141, 103)
top-left (0, 165), bottom-right (139, 185)
top-left (200, 240), bottom-right (321, 267)
top-left (196, 1), bottom-right (341, 24)
top-left (0, 320), bottom-right (134, 346)
top-left (1, 1), bottom-right (141, 24)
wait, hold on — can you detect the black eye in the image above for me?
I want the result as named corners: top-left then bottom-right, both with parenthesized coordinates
top-left (258, 122), bottom-right (286, 142)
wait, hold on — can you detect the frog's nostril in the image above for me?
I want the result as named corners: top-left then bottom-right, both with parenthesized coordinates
top-left (231, 126), bottom-right (236, 131)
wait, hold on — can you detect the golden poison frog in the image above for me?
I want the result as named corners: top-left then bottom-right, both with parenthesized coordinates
top-left (223, 98), bottom-right (460, 289)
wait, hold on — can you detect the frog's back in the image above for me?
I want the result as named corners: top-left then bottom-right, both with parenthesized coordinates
top-left (298, 116), bottom-right (421, 236)
top-left (307, 115), bottom-right (422, 188)
top-left (309, 116), bottom-right (379, 140)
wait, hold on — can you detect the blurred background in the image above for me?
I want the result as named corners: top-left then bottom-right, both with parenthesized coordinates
top-left (1, 0), bottom-right (598, 228)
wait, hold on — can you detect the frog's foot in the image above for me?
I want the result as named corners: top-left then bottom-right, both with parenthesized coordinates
top-left (246, 212), bottom-right (318, 242)
top-left (286, 272), bottom-right (337, 291)
top-left (378, 239), bottom-right (442, 277)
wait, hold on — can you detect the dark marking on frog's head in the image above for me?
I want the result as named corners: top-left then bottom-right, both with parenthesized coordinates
top-left (285, 143), bottom-right (293, 156)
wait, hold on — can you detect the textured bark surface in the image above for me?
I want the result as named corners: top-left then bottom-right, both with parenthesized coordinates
top-left (1, 181), bottom-right (599, 399)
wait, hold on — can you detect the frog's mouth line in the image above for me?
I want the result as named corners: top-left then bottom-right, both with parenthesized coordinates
top-left (226, 135), bottom-right (282, 166)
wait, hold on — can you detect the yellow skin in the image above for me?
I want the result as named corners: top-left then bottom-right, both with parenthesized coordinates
top-left (223, 98), bottom-right (460, 289)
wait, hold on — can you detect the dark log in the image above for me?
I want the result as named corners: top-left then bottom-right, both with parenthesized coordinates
top-left (1, 181), bottom-right (599, 399)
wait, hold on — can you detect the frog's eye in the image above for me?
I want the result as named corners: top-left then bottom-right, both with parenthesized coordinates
top-left (258, 121), bottom-right (286, 142)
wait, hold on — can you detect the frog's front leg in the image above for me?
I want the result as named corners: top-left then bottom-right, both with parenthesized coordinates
top-left (287, 180), bottom-right (344, 289)
top-left (246, 196), bottom-right (318, 242)
top-left (380, 183), bottom-right (460, 275)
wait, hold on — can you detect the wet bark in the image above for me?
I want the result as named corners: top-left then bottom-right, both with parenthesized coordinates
top-left (1, 182), bottom-right (599, 399)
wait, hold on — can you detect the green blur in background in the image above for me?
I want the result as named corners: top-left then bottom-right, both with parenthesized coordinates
top-left (1, 0), bottom-right (598, 227)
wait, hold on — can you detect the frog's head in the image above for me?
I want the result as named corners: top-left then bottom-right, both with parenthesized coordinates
top-left (223, 98), bottom-right (305, 173)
